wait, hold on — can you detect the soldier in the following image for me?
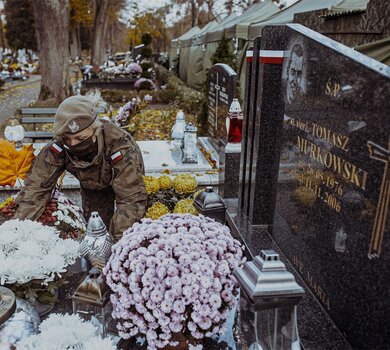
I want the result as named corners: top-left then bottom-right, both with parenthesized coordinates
top-left (14, 92), bottom-right (147, 242)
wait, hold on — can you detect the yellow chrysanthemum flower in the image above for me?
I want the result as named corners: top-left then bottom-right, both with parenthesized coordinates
top-left (158, 175), bottom-right (173, 190)
top-left (173, 174), bottom-right (197, 194)
top-left (173, 199), bottom-right (198, 215)
top-left (145, 202), bottom-right (170, 220)
top-left (143, 176), bottom-right (160, 194)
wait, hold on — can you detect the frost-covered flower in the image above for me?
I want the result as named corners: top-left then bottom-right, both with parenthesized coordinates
top-left (104, 214), bottom-right (245, 349)
top-left (52, 193), bottom-right (86, 233)
top-left (18, 313), bottom-right (115, 350)
top-left (0, 220), bottom-right (80, 285)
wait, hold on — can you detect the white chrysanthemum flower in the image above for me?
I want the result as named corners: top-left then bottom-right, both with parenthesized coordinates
top-left (84, 336), bottom-right (116, 350)
top-left (18, 313), bottom-right (114, 349)
top-left (0, 220), bottom-right (80, 285)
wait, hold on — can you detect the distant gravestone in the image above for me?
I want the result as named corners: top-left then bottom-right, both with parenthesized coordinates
top-left (208, 63), bottom-right (239, 198)
top-left (243, 24), bottom-right (390, 349)
top-left (207, 63), bottom-right (237, 146)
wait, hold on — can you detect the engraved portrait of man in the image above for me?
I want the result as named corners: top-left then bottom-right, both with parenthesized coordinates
top-left (286, 43), bottom-right (305, 104)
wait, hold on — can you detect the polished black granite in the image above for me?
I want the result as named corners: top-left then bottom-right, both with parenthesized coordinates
top-left (225, 198), bottom-right (352, 350)
top-left (239, 39), bottom-right (261, 216)
top-left (238, 24), bottom-right (390, 349)
top-left (223, 151), bottom-right (241, 199)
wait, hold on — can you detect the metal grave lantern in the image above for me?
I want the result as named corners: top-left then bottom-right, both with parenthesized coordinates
top-left (0, 287), bottom-right (40, 345)
top-left (72, 212), bottom-right (113, 337)
top-left (182, 122), bottom-right (198, 163)
top-left (171, 110), bottom-right (186, 144)
top-left (234, 250), bottom-right (305, 350)
top-left (194, 186), bottom-right (226, 224)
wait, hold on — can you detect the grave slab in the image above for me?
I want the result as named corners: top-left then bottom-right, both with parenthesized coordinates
top-left (1, 140), bottom-right (218, 190)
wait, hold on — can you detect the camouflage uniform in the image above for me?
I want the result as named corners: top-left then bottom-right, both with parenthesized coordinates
top-left (14, 120), bottom-right (147, 242)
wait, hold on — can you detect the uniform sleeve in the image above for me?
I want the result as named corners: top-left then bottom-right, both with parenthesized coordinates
top-left (14, 143), bottom-right (65, 220)
top-left (109, 142), bottom-right (147, 242)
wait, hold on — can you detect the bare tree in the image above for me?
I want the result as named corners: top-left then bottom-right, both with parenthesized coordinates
top-left (32, 0), bottom-right (71, 105)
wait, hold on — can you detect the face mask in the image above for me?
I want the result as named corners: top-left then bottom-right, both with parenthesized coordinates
top-left (65, 134), bottom-right (98, 158)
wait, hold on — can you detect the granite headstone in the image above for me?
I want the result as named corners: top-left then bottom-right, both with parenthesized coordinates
top-left (207, 63), bottom-right (240, 198)
top-left (207, 63), bottom-right (237, 147)
top-left (239, 41), bottom-right (262, 216)
top-left (247, 24), bottom-right (390, 349)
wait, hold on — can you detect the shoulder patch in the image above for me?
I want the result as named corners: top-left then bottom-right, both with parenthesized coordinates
top-left (50, 142), bottom-right (63, 155)
top-left (111, 150), bottom-right (123, 164)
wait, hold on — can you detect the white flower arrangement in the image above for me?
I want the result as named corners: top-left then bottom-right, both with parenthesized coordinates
top-left (53, 194), bottom-right (86, 232)
top-left (18, 313), bottom-right (116, 350)
top-left (0, 219), bottom-right (80, 285)
top-left (104, 213), bottom-right (246, 349)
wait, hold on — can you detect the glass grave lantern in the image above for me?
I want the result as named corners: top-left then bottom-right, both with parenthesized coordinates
top-left (4, 117), bottom-right (25, 145)
top-left (226, 98), bottom-right (243, 144)
top-left (194, 186), bottom-right (226, 224)
top-left (72, 212), bottom-right (114, 337)
top-left (234, 250), bottom-right (305, 350)
top-left (182, 122), bottom-right (198, 163)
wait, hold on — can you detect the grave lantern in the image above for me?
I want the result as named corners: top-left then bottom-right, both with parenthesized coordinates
top-left (226, 98), bottom-right (243, 144)
top-left (182, 122), bottom-right (198, 163)
top-left (4, 117), bottom-right (25, 144)
top-left (234, 250), bottom-right (305, 350)
top-left (194, 186), bottom-right (226, 224)
top-left (72, 212), bottom-right (114, 337)
top-left (171, 110), bottom-right (186, 144)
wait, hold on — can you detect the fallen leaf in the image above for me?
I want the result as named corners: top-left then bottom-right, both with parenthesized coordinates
top-left (161, 169), bottom-right (171, 174)
top-left (0, 139), bottom-right (35, 187)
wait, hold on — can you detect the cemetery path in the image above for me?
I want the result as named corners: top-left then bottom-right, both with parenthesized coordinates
top-left (0, 75), bottom-right (41, 124)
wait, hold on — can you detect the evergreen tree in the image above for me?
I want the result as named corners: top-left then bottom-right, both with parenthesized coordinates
top-left (210, 34), bottom-right (236, 70)
top-left (4, 0), bottom-right (37, 51)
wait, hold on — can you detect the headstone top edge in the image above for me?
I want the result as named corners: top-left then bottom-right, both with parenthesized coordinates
top-left (209, 63), bottom-right (238, 77)
top-left (255, 24), bottom-right (390, 78)
top-left (286, 23), bottom-right (390, 77)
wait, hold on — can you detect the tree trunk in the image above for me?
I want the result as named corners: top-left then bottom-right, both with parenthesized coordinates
top-left (76, 23), bottom-right (82, 58)
top-left (90, 0), bottom-right (111, 65)
top-left (70, 23), bottom-right (79, 60)
top-left (32, 0), bottom-right (70, 105)
top-left (0, 15), bottom-right (6, 48)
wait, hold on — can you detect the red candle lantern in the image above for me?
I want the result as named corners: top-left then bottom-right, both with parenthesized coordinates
top-left (227, 98), bottom-right (243, 143)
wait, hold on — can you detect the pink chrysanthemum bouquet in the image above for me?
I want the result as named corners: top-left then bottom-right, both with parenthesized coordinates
top-left (103, 214), bottom-right (245, 349)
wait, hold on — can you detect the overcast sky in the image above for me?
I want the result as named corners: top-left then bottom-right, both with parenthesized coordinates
top-left (132, 0), bottom-right (300, 25)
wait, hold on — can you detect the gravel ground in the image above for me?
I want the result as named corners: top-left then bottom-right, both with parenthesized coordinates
top-left (0, 75), bottom-right (41, 124)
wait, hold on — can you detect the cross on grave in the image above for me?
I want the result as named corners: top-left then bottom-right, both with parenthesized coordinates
top-left (367, 139), bottom-right (390, 259)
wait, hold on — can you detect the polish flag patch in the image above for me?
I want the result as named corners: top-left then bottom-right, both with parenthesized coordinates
top-left (259, 50), bottom-right (286, 64)
top-left (111, 151), bottom-right (123, 163)
top-left (246, 49), bottom-right (253, 63)
top-left (50, 143), bottom-right (63, 155)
